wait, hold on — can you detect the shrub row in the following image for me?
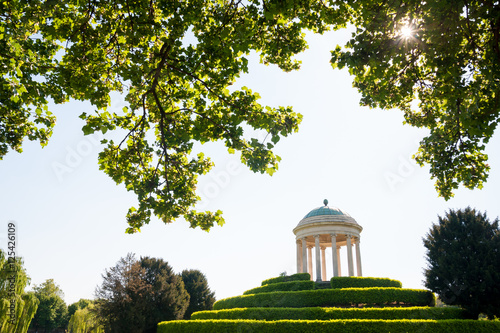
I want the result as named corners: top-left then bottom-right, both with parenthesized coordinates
top-left (331, 277), bottom-right (402, 289)
top-left (158, 319), bottom-right (500, 333)
top-left (192, 306), bottom-right (465, 321)
top-left (261, 273), bottom-right (310, 286)
top-left (244, 281), bottom-right (315, 295)
top-left (213, 288), bottom-right (435, 310)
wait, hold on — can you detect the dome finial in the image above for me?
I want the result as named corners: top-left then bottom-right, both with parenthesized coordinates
top-left (323, 199), bottom-right (328, 206)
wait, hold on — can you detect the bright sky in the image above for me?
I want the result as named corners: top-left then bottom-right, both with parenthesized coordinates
top-left (1, 29), bottom-right (499, 306)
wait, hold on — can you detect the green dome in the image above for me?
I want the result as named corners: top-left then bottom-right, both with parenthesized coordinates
top-left (303, 206), bottom-right (351, 219)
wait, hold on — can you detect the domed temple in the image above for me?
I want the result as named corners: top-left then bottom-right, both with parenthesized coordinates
top-left (293, 199), bottom-right (363, 281)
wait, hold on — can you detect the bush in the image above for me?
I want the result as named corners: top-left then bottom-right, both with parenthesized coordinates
top-left (192, 306), bottom-right (465, 321)
top-left (331, 277), bottom-right (402, 289)
top-left (158, 319), bottom-right (500, 333)
top-left (244, 281), bottom-right (314, 295)
top-left (261, 273), bottom-right (310, 286)
top-left (213, 288), bottom-right (435, 310)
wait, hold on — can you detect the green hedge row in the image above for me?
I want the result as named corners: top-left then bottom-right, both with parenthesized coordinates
top-left (244, 281), bottom-right (315, 295)
top-left (213, 288), bottom-right (435, 310)
top-left (192, 306), bottom-right (465, 321)
top-left (261, 273), bottom-right (310, 286)
top-left (158, 319), bottom-right (500, 333)
top-left (331, 277), bottom-right (402, 289)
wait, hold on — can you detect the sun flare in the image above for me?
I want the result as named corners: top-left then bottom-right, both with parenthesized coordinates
top-left (400, 25), bottom-right (414, 39)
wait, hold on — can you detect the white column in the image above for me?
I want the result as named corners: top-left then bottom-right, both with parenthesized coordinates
top-left (296, 240), bottom-right (302, 273)
top-left (308, 246), bottom-right (313, 280)
top-left (314, 235), bottom-right (321, 282)
top-left (321, 246), bottom-right (327, 281)
top-left (301, 238), bottom-right (307, 275)
top-left (331, 234), bottom-right (339, 277)
top-left (346, 234), bottom-right (354, 277)
top-left (337, 246), bottom-right (342, 276)
top-left (355, 236), bottom-right (363, 277)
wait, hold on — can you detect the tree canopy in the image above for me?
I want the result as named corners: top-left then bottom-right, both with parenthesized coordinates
top-left (331, 0), bottom-right (500, 199)
top-left (2, 1), bottom-right (499, 232)
top-left (68, 298), bottom-right (93, 319)
top-left (423, 207), bottom-right (500, 319)
top-left (29, 279), bottom-right (68, 332)
top-left (93, 254), bottom-right (189, 333)
top-left (67, 300), bottom-right (103, 333)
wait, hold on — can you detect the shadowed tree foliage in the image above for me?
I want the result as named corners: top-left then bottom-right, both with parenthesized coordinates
top-left (93, 254), bottom-right (189, 333)
top-left (181, 269), bottom-right (216, 319)
top-left (29, 279), bottom-right (68, 332)
top-left (2, 1), bottom-right (499, 232)
top-left (423, 207), bottom-right (500, 319)
top-left (0, 249), bottom-right (39, 333)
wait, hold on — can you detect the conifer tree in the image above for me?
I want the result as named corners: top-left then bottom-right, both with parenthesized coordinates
top-left (181, 269), bottom-right (216, 319)
top-left (423, 207), bottom-right (500, 319)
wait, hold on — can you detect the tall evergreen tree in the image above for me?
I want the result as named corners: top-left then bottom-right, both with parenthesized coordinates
top-left (181, 269), bottom-right (216, 319)
top-left (423, 207), bottom-right (500, 319)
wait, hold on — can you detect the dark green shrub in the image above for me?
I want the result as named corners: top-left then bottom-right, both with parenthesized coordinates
top-left (331, 277), bottom-right (402, 289)
top-left (158, 319), bottom-right (500, 333)
top-left (192, 306), bottom-right (465, 320)
top-left (244, 281), bottom-right (314, 295)
top-left (261, 273), bottom-right (310, 286)
top-left (213, 288), bottom-right (435, 310)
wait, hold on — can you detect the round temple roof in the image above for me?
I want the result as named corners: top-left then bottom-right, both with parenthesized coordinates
top-left (293, 199), bottom-right (362, 244)
top-left (295, 199), bottom-right (360, 230)
top-left (303, 206), bottom-right (351, 219)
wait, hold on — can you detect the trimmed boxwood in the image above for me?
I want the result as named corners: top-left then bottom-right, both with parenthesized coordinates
top-left (213, 288), bottom-right (435, 310)
top-left (244, 281), bottom-right (315, 295)
top-left (261, 273), bottom-right (310, 286)
top-left (192, 306), bottom-right (466, 321)
top-left (331, 277), bottom-right (402, 289)
top-left (158, 319), bottom-right (500, 333)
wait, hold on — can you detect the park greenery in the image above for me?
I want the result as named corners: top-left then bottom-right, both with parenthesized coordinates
top-left (1, 249), bottom-right (499, 332)
top-left (92, 254), bottom-right (215, 333)
top-left (0, 251), bottom-right (216, 332)
top-left (1, 1), bottom-right (499, 232)
top-left (423, 207), bottom-right (500, 319)
top-left (0, 249), bottom-right (39, 333)
top-left (67, 300), bottom-right (103, 333)
top-left (158, 273), bottom-right (500, 332)
top-left (29, 279), bottom-right (68, 332)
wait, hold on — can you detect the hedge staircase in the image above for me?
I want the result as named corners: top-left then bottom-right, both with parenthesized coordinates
top-left (158, 274), bottom-right (500, 332)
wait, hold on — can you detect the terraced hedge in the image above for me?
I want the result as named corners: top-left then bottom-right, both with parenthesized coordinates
top-left (192, 306), bottom-right (465, 321)
top-left (243, 281), bottom-right (314, 295)
top-left (261, 273), bottom-right (310, 286)
top-left (158, 319), bottom-right (500, 333)
top-left (331, 277), bottom-right (402, 289)
top-left (214, 288), bottom-right (435, 310)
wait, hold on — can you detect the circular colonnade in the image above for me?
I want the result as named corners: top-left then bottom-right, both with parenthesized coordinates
top-left (293, 199), bottom-right (363, 281)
